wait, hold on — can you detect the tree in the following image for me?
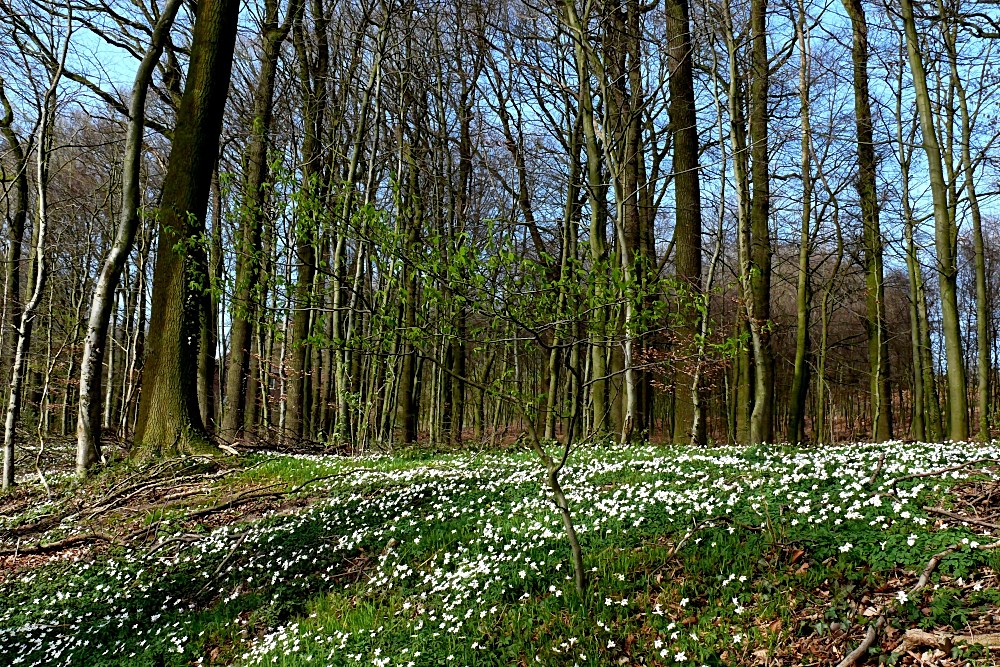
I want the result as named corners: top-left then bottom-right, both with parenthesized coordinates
top-left (133, 0), bottom-right (242, 457)
top-left (667, 0), bottom-right (704, 446)
top-left (899, 0), bottom-right (968, 441)
top-left (787, 0), bottom-right (813, 444)
top-left (0, 77), bottom-right (29, 472)
top-left (76, 0), bottom-right (182, 473)
top-left (747, 0), bottom-right (774, 445)
top-left (1, 6), bottom-right (69, 490)
top-left (219, 0), bottom-right (300, 443)
top-left (842, 0), bottom-right (892, 442)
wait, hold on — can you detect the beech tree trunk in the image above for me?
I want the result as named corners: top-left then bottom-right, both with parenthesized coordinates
top-left (900, 0), bottom-right (968, 440)
top-left (3, 31), bottom-right (65, 489)
top-left (285, 0), bottom-right (329, 444)
top-left (747, 0), bottom-right (773, 445)
top-left (220, 0), bottom-right (299, 443)
top-left (134, 0), bottom-right (242, 457)
top-left (788, 0), bottom-right (812, 444)
top-left (667, 0), bottom-right (704, 446)
top-left (76, 0), bottom-right (182, 473)
top-left (843, 0), bottom-right (892, 442)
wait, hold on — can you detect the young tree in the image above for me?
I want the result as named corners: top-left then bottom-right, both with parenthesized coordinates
top-left (2, 7), bottom-right (69, 490)
top-left (76, 0), bottom-right (182, 473)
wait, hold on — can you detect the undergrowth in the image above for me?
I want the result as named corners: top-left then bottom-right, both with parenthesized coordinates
top-left (1, 440), bottom-right (999, 666)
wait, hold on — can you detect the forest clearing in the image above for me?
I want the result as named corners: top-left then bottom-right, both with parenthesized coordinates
top-left (2, 439), bottom-right (1000, 666)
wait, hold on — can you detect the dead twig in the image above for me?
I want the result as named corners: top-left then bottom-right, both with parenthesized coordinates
top-left (197, 531), bottom-right (251, 595)
top-left (867, 452), bottom-right (887, 486)
top-left (145, 532), bottom-right (203, 558)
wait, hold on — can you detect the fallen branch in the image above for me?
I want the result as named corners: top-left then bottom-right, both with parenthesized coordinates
top-left (85, 466), bottom-right (237, 520)
top-left (923, 506), bottom-right (1000, 532)
top-left (838, 618), bottom-right (884, 667)
top-left (867, 452), bottom-right (887, 486)
top-left (3, 513), bottom-right (61, 537)
top-left (198, 531), bottom-right (250, 594)
top-left (897, 628), bottom-right (1000, 653)
top-left (890, 459), bottom-right (1000, 489)
top-left (0, 532), bottom-right (113, 556)
top-left (145, 532), bottom-right (203, 557)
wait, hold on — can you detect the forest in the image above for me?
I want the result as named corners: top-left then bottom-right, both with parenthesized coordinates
top-left (0, 0), bottom-right (997, 467)
top-left (2, 0), bottom-right (1000, 663)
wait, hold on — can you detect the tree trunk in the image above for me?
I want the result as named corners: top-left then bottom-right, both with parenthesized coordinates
top-left (843, 0), bottom-right (892, 442)
top-left (3, 36), bottom-right (65, 489)
top-left (747, 0), bottom-right (773, 445)
top-left (285, 0), bottom-right (329, 444)
top-left (945, 23), bottom-right (991, 441)
top-left (0, 80), bottom-right (29, 472)
top-left (899, 0), bottom-right (968, 440)
top-left (395, 148), bottom-right (421, 445)
top-left (721, 2), bottom-right (753, 445)
top-left (899, 117), bottom-right (926, 441)
top-left (219, 0), bottom-right (298, 443)
top-left (788, 0), bottom-right (812, 444)
top-left (667, 0), bottom-right (704, 446)
top-left (134, 0), bottom-right (242, 457)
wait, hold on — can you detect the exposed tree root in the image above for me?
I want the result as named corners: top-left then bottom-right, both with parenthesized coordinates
top-left (0, 532), bottom-right (113, 556)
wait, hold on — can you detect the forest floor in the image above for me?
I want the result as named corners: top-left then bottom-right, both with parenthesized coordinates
top-left (1, 439), bottom-right (1000, 667)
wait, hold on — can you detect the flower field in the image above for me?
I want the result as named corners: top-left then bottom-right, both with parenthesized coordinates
top-left (2, 440), bottom-right (999, 666)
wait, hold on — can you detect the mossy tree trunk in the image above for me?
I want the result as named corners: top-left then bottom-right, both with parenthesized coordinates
top-left (899, 0), bottom-right (968, 441)
top-left (134, 0), bottom-right (242, 458)
top-left (843, 0), bottom-right (892, 442)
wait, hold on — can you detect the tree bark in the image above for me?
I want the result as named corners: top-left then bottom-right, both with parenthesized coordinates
top-left (3, 29), bottom-right (66, 489)
top-left (0, 79), bottom-right (29, 457)
top-left (219, 0), bottom-right (299, 443)
top-left (788, 0), bottom-right (812, 444)
top-left (285, 0), bottom-right (329, 444)
top-left (747, 0), bottom-right (773, 445)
